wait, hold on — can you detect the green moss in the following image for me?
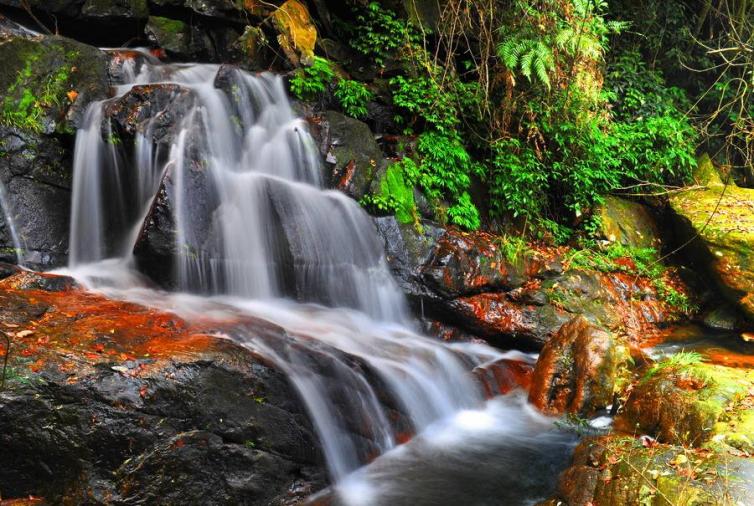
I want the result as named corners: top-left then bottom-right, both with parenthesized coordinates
top-left (0, 44), bottom-right (78, 133)
top-left (362, 158), bottom-right (420, 226)
top-left (149, 16), bottom-right (186, 35)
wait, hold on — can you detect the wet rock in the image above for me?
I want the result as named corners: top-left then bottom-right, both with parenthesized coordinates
top-left (374, 216), bottom-right (445, 301)
top-left (596, 195), bottom-right (661, 249)
top-left (669, 155), bottom-right (754, 321)
top-left (554, 435), bottom-right (754, 506)
top-left (528, 317), bottom-right (629, 415)
top-left (317, 110), bottom-right (386, 200)
top-left (617, 361), bottom-right (754, 447)
top-left (473, 357), bottom-right (534, 398)
top-left (421, 228), bottom-right (528, 298)
top-left (0, 272), bottom-right (325, 504)
top-left (0, 34), bottom-right (109, 133)
top-left (104, 83), bottom-right (195, 144)
top-left (375, 218), bottom-right (683, 350)
top-left (149, 0), bottom-right (242, 18)
top-left (0, 33), bottom-right (108, 267)
top-left (81, 0), bottom-right (149, 19)
top-left (446, 292), bottom-right (569, 349)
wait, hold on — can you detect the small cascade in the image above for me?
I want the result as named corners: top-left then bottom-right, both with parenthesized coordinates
top-left (64, 53), bottom-right (571, 501)
top-left (0, 179), bottom-right (26, 265)
top-left (69, 58), bottom-right (407, 323)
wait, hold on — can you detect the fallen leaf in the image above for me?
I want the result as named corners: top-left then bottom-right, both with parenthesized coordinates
top-left (67, 89), bottom-right (78, 102)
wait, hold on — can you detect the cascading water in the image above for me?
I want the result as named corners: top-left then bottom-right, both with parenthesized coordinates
top-left (0, 179), bottom-right (25, 265)
top-left (64, 53), bottom-right (575, 504)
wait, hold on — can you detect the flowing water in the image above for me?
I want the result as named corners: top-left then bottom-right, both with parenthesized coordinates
top-left (62, 54), bottom-right (576, 504)
top-left (0, 179), bottom-right (26, 265)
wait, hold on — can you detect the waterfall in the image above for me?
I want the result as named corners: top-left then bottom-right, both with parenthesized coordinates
top-left (64, 55), bottom-right (570, 498)
top-left (0, 179), bottom-right (25, 265)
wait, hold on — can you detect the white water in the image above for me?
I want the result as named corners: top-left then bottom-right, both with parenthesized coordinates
top-left (0, 180), bottom-right (26, 265)
top-left (63, 55), bottom-right (573, 503)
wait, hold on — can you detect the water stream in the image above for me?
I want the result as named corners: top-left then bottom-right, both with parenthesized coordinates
top-left (0, 179), bottom-right (25, 265)
top-left (62, 55), bottom-right (575, 504)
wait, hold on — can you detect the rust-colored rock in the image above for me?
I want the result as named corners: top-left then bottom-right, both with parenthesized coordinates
top-left (473, 358), bottom-right (534, 398)
top-left (528, 317), bottom-right (628, 415)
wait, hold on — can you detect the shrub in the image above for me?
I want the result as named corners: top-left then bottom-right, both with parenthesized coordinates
top-left (334, 79), bottom-right (373, 119)
top-left (289, 56), bottom-right (335, 101)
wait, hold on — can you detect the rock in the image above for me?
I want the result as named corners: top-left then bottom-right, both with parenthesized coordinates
top-left (272, 0), bottom-right (318, 65)
top-left (374, 216), bottom-right (445, 301)
top-left (669, 166), bottom-right (754, 320)
top-left (317, 110), bottom-right (386, 200)
top-left (421, 228), bottom-right (528, 298)
top-left (0, 34), bottom-right (109, 133)
top-left (149, 0), bottom-right (242, 18)
top-left (0, 270), bottom-right (325, 503)
top-left (375, 218), bottom-right (685, 350)
top-left (596, 195), bottom-right (661, 249)
top-left (528, 317), bottom-right (629, 415)
top-left (446, 292), bottom-right (569, 349)
top-left (104, 83), bottom-right (195, 143)
top-left (554, 435), bottom-right (754, 506)
top-left (0, 34), bottom-right (108, 267)
top-left (617, 361), bottom-right (754, 447)
top-left (81, 0), bottom-right (148, 19)
top-left (473, 357), bottom-right (535, 398)
top-left (145, 15), bottom-right (211, 60)
top-left (703, 304), bottom-right (743, 331)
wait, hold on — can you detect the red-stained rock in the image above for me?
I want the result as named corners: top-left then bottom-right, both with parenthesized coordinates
top-left (0, 269), bottom-right (325, 504)
top-left (528, 317), bottom-right (629, 415)
top-left (473, 358), bottom-right (534, 398)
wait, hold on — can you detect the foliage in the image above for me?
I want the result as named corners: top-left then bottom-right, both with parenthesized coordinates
top-left (496, 234), bottom-right (531, 264)
top-left (643, 352), bottom-right (705, 382)
top-left (350, 1), bottom-right (421, 68)
top-left (334, 79), bottom-right (373, 119)
top-left (289, 56), bottom-right (335, 101)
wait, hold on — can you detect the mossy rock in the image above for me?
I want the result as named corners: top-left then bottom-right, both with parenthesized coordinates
top-left (618, 361), bottom-right (754, 447)
top-left (669, 172), bottom-right (754, 320)
top-left (145, 16), bottom-right (212, 59)
top-left (555, 435), bottom-right (754, 505)
top-left (597, 195), bottom-right (661, 249)
top-left (0, 35), bottom-right (108, 134)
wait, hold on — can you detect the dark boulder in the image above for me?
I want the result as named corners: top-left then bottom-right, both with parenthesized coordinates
top-left (0, 33), bottom-right (109, 268)
top-left (314, 110), bottom-right (387, 200)
top-left (0, 272), bottom-right (325, 504)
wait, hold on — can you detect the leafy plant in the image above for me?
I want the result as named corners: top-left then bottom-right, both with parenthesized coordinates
top-left (334, 79), bottom-right (373, 119)
top-left (350, 1), bottom-right (421, 68)
top-left (289, 56), bottom-right (335, 101)
top-left (643, 351), bottom-right (704, 381)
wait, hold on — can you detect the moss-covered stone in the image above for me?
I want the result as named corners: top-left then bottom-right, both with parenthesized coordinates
top-left (669, 169), bottom-right (754, 320)
top-left (146, 16), bottom-right (196, 58)
top-left (555, 435), bottom-right (754, 505)
top-left (618, 361), bottom-right (754, 447)
top-left (0, 35), bottom-right (108, 134)
top-left (597, 195), bottom-right (661, 249)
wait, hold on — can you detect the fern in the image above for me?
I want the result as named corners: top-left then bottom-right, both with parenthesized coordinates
top-left (497, 37), bottom-right (555, 89)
